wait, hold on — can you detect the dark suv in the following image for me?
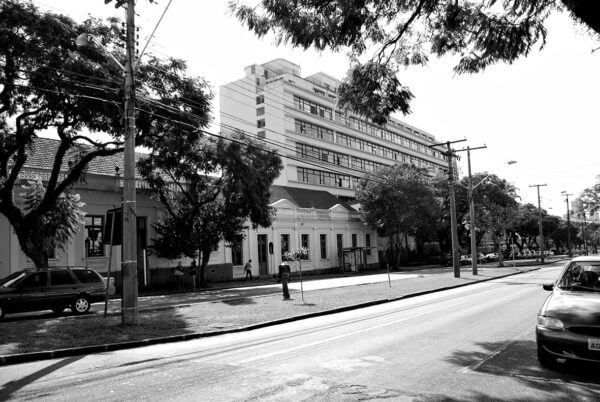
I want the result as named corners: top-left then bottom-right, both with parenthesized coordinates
top-left (0, 267), bottom-right (106, 319)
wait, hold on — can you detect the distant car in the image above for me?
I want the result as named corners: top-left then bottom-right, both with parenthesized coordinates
top-left (536, 256), bottom-right (600, 368)
top-left (459, 255), bottom-right (472, 265)
top-left (483, 253), bottom-right (497, 263)
top-left (0, 267), bottom-right (106, 319)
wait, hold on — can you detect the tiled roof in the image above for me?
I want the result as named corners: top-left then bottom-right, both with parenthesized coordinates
top-left (24, 139), bottom-right (354, 212)
top-left (24, 137), bottom-right (144, 178)
top-left (270, 185), bottom-right (354, 211)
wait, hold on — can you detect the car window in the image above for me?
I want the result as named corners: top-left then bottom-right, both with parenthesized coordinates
top-left (20, 272), bottom-right (48, 288)
top-left (0, 272), bottom-right (27, 288)
top-left (72, 269), bottom-right (103, 284)
top-left (50, 270), bottom-right (76, 286)
top-left (558, 262), bottom-right (600, 292)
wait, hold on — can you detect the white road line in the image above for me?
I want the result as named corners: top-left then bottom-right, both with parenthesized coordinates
top-left (237, 300), bottom-right (468, 364)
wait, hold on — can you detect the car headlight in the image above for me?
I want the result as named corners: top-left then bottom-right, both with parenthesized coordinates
top-left (537, 315), bottom-right (564, 330)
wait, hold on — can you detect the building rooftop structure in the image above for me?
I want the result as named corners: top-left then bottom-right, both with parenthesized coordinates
top-left (220, 58), bottom-right (450, 202)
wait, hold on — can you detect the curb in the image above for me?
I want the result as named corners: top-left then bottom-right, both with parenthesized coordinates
top-left (0, 267), bottom-right (540, 366)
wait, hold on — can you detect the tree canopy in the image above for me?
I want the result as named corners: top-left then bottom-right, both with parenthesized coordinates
top-left (231, 0), bottom-right (599, 122)
top-left (139, 130), bottom-right (283, 287)
top-left (0, 0), bottom-right (211, 266)
top-left (356, 164), bottom-right (440, 267)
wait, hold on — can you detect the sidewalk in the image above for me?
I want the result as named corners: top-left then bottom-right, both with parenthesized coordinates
top-left (0, 263), bottom-right (554, 366)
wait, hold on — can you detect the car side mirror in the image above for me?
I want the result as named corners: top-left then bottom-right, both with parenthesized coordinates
top-left (542, 283), bottom-right (554, 291)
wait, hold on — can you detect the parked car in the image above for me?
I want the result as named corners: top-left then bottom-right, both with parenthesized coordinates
top-left (482, 253), bottom-right (497, 263)
top-left (0, 267), bottom-right (106, 319)
top-left (536, 256), bottom-right (600, 368)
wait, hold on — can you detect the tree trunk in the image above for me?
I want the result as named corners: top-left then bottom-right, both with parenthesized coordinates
top-left (15, 225), bottom-right (49, 268)
top-left (199, 248), bottom-right (211, 287)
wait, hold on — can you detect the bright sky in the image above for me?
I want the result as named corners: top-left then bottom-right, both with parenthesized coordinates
top-left (37, 1), bottom-right (600, 218)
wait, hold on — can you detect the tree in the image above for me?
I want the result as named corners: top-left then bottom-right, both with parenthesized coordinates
top-left (460, 174), bottom-right (519, 266)
top-left (580, 178), bottom-right (600, 214)
top-left (231, 0), bottom-right (599, 122)
top-left (139, 130), bottom-right (283, 287)
top-left (18, 178), bottom-right (86, 266)
top-left (0, 1), bottom-right (211, 266)
top-left (356, 164), bottom-right (440, 268)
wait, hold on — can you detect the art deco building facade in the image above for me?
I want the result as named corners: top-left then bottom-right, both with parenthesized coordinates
top-left (220, 58), bottom-right (449, 202)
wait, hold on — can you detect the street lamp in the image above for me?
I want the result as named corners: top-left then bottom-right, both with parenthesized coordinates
top-left (561, 191), bottom-right (573, 258)
top-left (75, 0), bottom-right (138, 325)
top-left (467, 159), bottom-right (516, 275)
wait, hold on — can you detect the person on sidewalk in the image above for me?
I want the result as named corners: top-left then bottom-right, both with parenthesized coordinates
top-left (279, 262), bottom-right (291, 300)
top-left (244, 259), bottom-right (253, 280)
top-left (174, 261), bottom-right (184, 291)
top-left (189, 259), bottom-right (197, 290)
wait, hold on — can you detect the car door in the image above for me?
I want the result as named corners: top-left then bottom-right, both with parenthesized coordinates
top-left (13, 271), bottom-right (50, 313)
top-left (48, 270), bottom-right (79, 307)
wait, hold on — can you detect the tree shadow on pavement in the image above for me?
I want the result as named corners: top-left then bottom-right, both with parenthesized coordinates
top-left (220, 297), bottom-right (257, 306)
top-left (0, 355), bottom-right (86, 400)
top-left (445, 339), bottom-right (600, 401)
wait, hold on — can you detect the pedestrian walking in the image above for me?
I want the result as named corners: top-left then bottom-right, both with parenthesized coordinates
top-left (174, 261), bottom-right (184, 291)
top-left (244, 259), bottom-right (253, 280)
top-left (189, 259), bottom-right (197, 290)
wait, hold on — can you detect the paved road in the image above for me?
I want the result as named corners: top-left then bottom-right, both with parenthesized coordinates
top-left (1, 265), bottom-right (598, 401)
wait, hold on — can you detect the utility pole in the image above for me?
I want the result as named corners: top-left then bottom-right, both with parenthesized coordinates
top-left (561, 192), bottom-right (573, 258)
top-left (582, 211), bottom-right (588, 255)
top-left (463, 145), bottom-right (486, 275)
top-left (122, 0), bottom-right (138, 325)
top-left (430, 139), bottom-right (466, 278)
top-left (529, 184), bottom-right (547, 265)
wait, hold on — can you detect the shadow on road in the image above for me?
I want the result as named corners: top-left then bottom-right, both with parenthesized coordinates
top-left (445, 339), bottom-right (600, 401)
top-left (0, 355), bottom-right (86, 400)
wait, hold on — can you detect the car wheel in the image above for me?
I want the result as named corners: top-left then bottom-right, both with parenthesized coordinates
top-left (0, 305), bottom-right (4, 320)
top-left (537, 344), bottom-right (557, 369)
top-left (52, 307), bottom-right (65, 315)
top-left (71, 296), bottom-right (91, 315)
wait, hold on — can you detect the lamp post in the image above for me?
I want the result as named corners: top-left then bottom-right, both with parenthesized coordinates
top-left (75, 0), bottom-right (138, 325)
top-left (466, 157), bottom-right (516, 275)
top-left (561, 191), bottom-right (573, 258)
top-left (529, 183), bottom-right (547, 264)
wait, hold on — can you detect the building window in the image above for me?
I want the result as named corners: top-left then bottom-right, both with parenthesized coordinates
top-left (257, 119), bottom-right (265, 128)
top-left (85, 215), bottom-right (104, 257)
top-left (231, 239), bottom-right (243, 266)
top-left (320, 234), bottom-right (327, 259)
top-left (257, 131), bottom-right (266, 138)
top-left (256, 95), bottom-right (264, 104)
top-left (256, 107), bottom-right (264, 116)
top-left (352, 234), bottom-right (357, 248)
top-left (301, 234), bottom-right (309, 260)
top-left (281, 234), bottom-right (290, 258)
top-left (336, 234), bottom-right (343, 257)
top-left (365, 234), bottom-right (371, 256)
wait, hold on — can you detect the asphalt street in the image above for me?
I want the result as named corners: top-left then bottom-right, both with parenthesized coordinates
top-left (1, 265), bottom-right (599, 401)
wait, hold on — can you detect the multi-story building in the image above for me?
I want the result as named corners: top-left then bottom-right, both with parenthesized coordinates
top-left (220, 58), bottom-right (449, 202)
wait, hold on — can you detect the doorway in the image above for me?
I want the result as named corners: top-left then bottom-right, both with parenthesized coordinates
top-left (257, 234), bottom-right (268, 276)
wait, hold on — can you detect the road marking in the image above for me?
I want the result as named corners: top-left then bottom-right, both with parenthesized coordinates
top-left (237, 300), bottom-right (468, 364)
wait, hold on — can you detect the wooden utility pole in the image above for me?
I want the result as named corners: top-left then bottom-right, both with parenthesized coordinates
top-left (529, 184), bottom-right (547, 265)
top-left (562, 192), bottom-right (573, 258)
top-left (429, 139), bottom-right (465, 278)
top-left (122, 0), bottom-right (139, 325)
top-left (464, 146), bottom-right (487, 275)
